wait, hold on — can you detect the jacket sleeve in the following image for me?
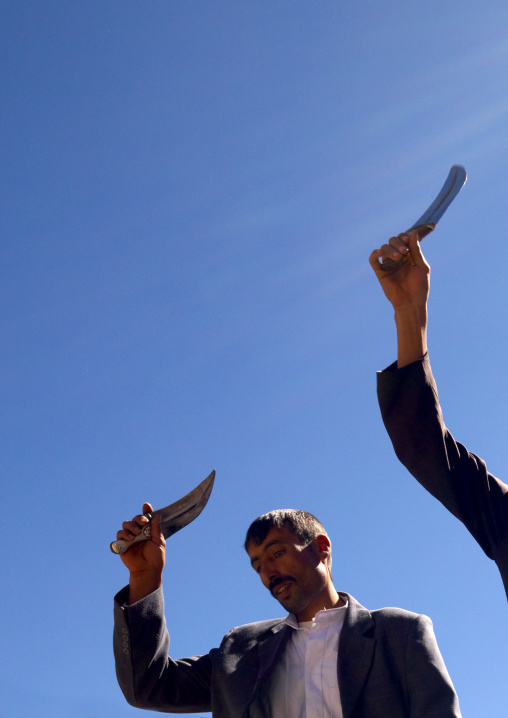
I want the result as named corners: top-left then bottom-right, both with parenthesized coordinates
top-left (405, 614), bottom-right (461, 718)
top-left (113, 586), bottom-right (215, 713)
top-left (377, 354), bottom-right (508, 560)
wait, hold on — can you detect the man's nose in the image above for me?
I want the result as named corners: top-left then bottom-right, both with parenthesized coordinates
top-left (260, 562), bottom-right (278, 585)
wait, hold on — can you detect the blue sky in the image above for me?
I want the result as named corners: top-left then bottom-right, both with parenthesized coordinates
top-left (2, 2), bottom-right (508, 716)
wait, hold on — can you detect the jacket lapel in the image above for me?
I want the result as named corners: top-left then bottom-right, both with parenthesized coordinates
top-left (246, 621), bottom-right (290, 718)
top-left (337, 594), bottom-right (376, 718)
top-left (256, 621), bottom-right (290, 682)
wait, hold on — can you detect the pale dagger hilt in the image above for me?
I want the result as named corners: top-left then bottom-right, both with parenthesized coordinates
top-left (110, 513), bottom-right (153, 554)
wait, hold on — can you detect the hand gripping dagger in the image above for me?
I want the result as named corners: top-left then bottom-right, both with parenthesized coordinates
top-left (381, 165), bottom-right (467, 270)
top-left (110, 470), bottom-right (216, 554)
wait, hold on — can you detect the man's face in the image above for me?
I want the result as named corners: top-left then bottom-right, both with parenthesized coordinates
top-left (246, 525), bottom-right (330, 622)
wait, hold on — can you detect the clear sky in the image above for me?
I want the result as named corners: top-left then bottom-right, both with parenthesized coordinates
top-left (2, 2), bottom-right (508, 716)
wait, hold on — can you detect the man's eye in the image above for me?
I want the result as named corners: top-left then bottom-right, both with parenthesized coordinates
top-left (255, 566), bottom-right (261, 573)
top-left (274, 550), bottom-right (284, 558)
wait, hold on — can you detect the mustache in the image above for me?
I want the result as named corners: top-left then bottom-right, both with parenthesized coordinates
top-left (269, 576), bottom-right (295, 595)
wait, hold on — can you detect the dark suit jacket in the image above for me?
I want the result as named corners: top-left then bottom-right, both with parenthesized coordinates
top-left (114, 587), bottom-right (460, 717)
top-left (377, 354), bottom-right (508, 600)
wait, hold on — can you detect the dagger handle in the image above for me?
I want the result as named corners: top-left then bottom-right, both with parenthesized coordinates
top-left (380, 223), bottom-right (435, 271)
top-left (110, 513), bottom-right (153, 554)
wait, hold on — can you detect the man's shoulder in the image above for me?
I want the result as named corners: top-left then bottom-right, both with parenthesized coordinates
top-left (218, 617), bottom-right (287, 649)
top-left (370, 605), bottom-right (427, 623)
top-left (225, 617), bottom-right (286, 637)
top-left (346, 594), bottom-right (429, 629)
top-left (367, 605), bottom-right (433, 641)
top-left (342, 597), bottom-right (433, 655)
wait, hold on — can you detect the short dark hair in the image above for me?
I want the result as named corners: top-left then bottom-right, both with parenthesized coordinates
top-left (244, 509), bottom-right (332, 570)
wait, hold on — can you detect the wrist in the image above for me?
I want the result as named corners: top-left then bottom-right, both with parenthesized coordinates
top-left (393, 302), bottom-right (427, 328)
top-left (127, 570), bottom-right (162, 605)
top-left (394, 304), bottom-right (427, 369)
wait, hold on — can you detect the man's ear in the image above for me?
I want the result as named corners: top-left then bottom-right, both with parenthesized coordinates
top-left (316, 534), bottom-right (331, 563)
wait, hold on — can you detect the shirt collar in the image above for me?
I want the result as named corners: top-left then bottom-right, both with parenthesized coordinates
top-left (284, 600), bottom-right (348, 630)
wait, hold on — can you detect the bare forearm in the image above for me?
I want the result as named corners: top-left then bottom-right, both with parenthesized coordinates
top-left (394, 303), bottom-right (427, 368)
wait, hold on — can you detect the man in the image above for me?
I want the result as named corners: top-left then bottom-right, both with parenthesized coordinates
top-left (114, 504), bottom-right (461, 716)
top-left (370, 231), bottom-right (508, 600)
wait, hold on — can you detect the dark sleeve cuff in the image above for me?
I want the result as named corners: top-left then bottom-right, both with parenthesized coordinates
top-left (377, 352), bottom-right (429, 377)
top-left (114, 585), bottom-right (165, 618)
top-left (376, 353), bottom-right (437, 406)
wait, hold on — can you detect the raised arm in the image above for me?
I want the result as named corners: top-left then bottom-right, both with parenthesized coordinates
top-left (113, 504), bottom-right (214, 712)
top-left (370, 232), bottom-right (508, 599)
top-left (369, 230), bottom-right (429, 368)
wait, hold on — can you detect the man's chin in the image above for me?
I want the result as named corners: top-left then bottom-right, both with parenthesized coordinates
top-left (275, 590), bottom-right (305, 615)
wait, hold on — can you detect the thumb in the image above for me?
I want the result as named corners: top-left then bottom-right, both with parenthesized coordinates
top-left (408, 231), bottom-right (429, 271)
top-left (368, 248), bottom-right (386, 279)
top-left (151, 514), bottom-right (164, 544)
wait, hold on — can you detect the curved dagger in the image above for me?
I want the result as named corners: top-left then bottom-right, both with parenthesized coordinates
top-left (110, 470), bottom-right (216, 554)
top-left (381, 165), bottom-right (467, 270)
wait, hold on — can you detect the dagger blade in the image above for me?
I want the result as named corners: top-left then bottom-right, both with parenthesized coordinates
top-left (381, 165), bottom-right (467, 270)
top-left (110, 470), bottom-right (215, 554)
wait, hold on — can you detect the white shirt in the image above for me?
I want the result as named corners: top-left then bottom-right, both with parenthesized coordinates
top-left (269, 601), bottom-right (348, 718)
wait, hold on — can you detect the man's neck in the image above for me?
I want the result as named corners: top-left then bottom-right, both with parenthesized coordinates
top-left (296, 586), bottom-right (344, 622)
